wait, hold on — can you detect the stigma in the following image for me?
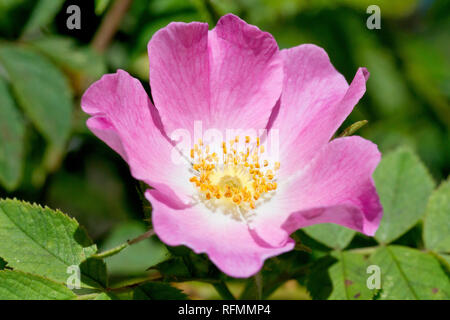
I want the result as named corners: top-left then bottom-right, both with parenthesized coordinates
top-left (189, 136), bottom-right (279, 220)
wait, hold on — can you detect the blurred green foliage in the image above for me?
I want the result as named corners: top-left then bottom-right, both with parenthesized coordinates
top-left (0, 0), bottom-right (449, 300)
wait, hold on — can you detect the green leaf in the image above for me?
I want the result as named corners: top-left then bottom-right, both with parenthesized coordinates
top-left (302, 255), bottom-right (337, 300)
top-left (101, 222), bottom-right (170, 275)
top-left (0, 270), bottom-right (77, 300)
top-left (152, 257), bottom-right (191, 280)
top-left (0, 199), bottom-right (106, 289)
top-left (374, 148), bottom-right (435, 244)
top-left (328, 251), bottom-right (374, 300)
top-left (370, 245), bottom-right (450, 299)
top-left (29, 36), bottom-right (107, 79)
top-left (133, 282), bottom-right (188, 300)
top-left (303, 224), bottom-right (355, 250)
top-left (22, 0), bottom-right (65, 35)
top-left (0, 45), bottom-right (72, 147)
top-left (423, 178), bottom-right (450, 252)
top-left (0, 257), bottom-right (6, 270)
top-left (0, 76), bottom-right (25, 191)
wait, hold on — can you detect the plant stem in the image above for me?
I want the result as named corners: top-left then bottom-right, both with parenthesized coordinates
top-left (92, 229), bottom-right (154, 259)
top-left (128, 229), bottom-right (155, 245)
top-left (212, 281), bottom-right (235, 300)
top-left (92, 243), bottom-right (128, 259)
top-left (254, 272), bottom-right (262, 300)
top-left (92, 0), bottom-right (133, 53)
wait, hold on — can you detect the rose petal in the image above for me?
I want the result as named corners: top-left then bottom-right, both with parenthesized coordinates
top-left (267, 44), bottom-right (369, 176)
top-left (148, 14), bottom-right (283, 138)
top-left (146, 189), bottom-right (294, 278)
top-left (251, 136), bottom-right (383, 247)
top-left (82, 70), bottom-right (193, 205)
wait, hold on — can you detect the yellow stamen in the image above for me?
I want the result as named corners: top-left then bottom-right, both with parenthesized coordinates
top-left (188, 136), bottom-right (279, 213)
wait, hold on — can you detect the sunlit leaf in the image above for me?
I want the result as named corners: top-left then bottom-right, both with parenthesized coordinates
top-left (0, 199), bottom-right (106, 289)
top-left (374, 148), bottom-right (435, 244)
top-left (423, 178), bottom-right (450, 252)
top-left (370, 246), bottom-right (450, 299)
top-left (0, 270), bottom-right (77, 300)
top-left (328, 251), bottom-right (374, 300)
top-left (303, 224), bottom-right (355, 250)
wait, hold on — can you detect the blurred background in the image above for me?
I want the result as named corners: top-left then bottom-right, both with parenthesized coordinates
top-left (0, 0), bottom-right (448, 299)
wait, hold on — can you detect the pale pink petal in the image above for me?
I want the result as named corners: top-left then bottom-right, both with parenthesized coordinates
top-left (81, 70), bottom-right (193, 205)
top-left (86, 116), bottom-right (127, 159)
top-left (268, 44), bottom-right (369, 176)
top-left (148, 21), bottom-right (211, 135)
top-left (207, 14), bottom-right (283, 132)
top-left (145, 189), bottom-right (295, 278)
top-left (148, 14), bottom-right (283, 137)
top-left (251, 136), bottom-right (382, 247)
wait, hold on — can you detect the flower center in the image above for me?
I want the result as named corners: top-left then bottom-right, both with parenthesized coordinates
top-left (189, 136), bottom-right (280, 220)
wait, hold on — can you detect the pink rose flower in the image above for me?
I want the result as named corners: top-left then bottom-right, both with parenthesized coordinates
top-left (81, 14), bottom-right (382, 278)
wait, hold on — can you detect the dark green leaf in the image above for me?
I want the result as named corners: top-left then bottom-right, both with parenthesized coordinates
top-left (0, 45), bottom-right (72, 147)
top-left (133, 282), bottom-right (187, 300)
top-left (29, 36), bottom-right (107, 79)
top-left (0, 257), bottom-right (6, 270)
top-left (259, 251), bottom-right (310, 299)
top-left (0, 76), bottom-right (25, 191)
top-left (22, 0), bottom-right (65, 35)
top-left (152, 257), bottom-right (191, 280)
top-left (302, 255), bottom-right (337, 300)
